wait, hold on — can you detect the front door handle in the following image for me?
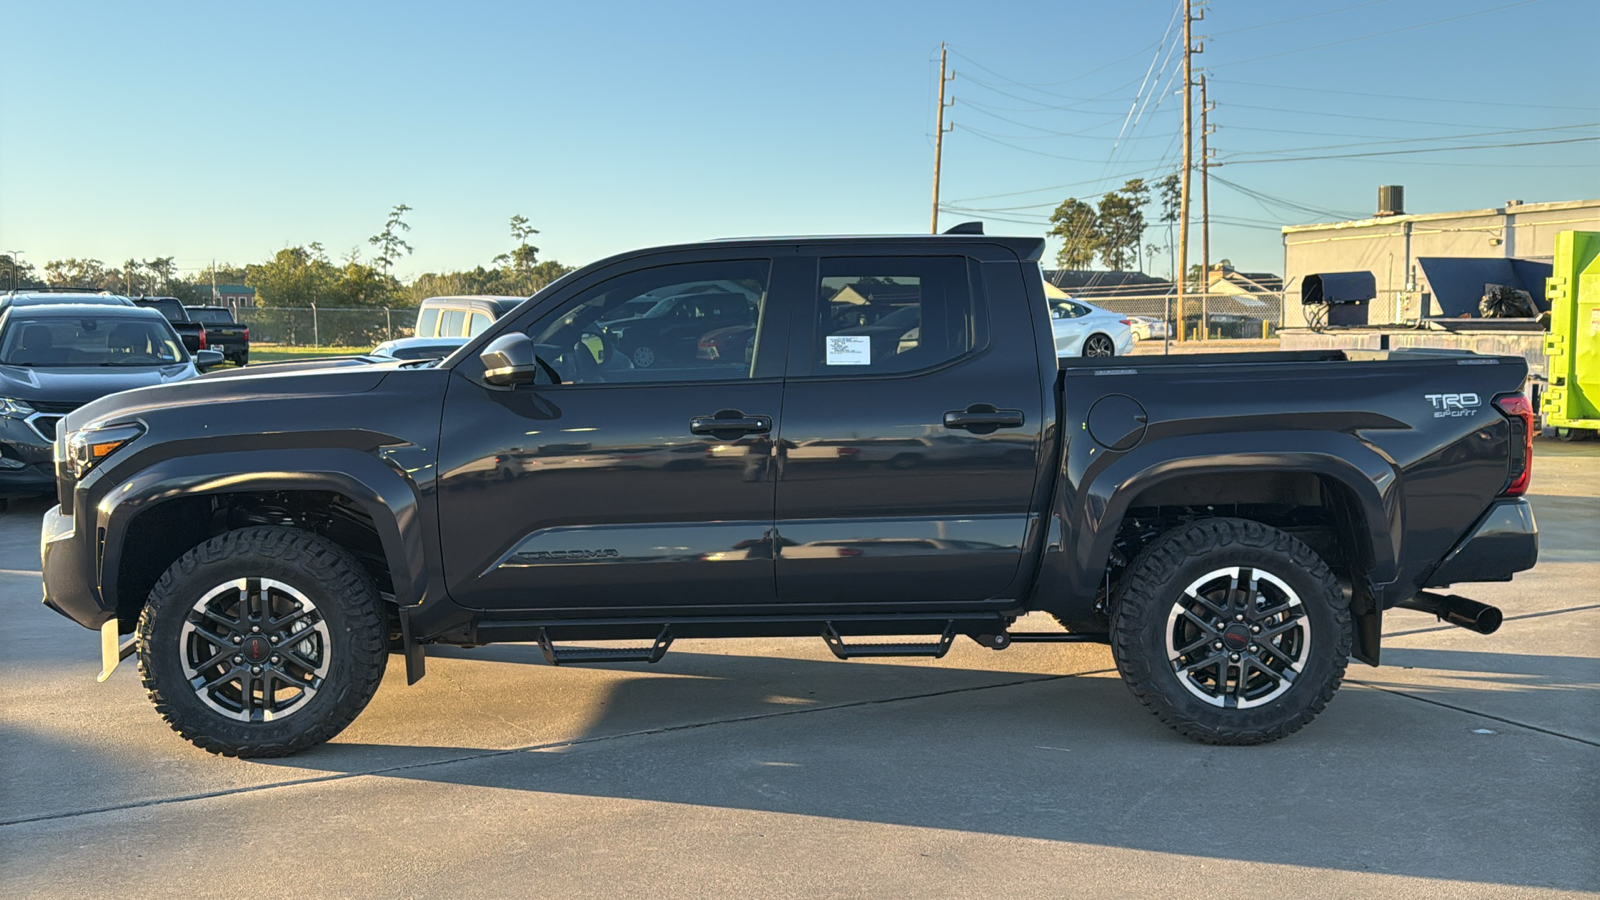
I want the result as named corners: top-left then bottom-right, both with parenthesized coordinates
top-left (691, 411), bottom-right (772, 436)
top-left (943, 404), bottom-right (1025, 433)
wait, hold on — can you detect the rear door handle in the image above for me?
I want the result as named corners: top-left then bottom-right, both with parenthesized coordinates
top-left (943, 405), bottom-right (1025, 432)
top-left (691, 411), bottom-right (773, 436)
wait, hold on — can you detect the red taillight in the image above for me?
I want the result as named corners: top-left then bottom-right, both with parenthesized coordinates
top-left (197, 328), bottom-right (208, 350)
top-left (1119, 319), bottom-right (1133, 326)
top-left (1493, 393), bottom-right (1533, 496)
top-left (242, 326), bottom-right (250, 341)
top-left (836, 447), bottom-right (860, 458)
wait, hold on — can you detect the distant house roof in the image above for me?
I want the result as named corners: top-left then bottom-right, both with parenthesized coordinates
top-left (211, 284), bottom-right (255, 296)
top-left (1045, 270), bottom-right (1178, 297)
top-left (1208, 268), bottom-right (1284, 295)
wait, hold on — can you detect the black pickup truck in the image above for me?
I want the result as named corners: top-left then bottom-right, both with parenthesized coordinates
top-left (40, 231), bottom-right (1538, 757)
top-left (185, 305), bottom-right (250, 366)
top-left (133, 297), bottom-right (206, 355)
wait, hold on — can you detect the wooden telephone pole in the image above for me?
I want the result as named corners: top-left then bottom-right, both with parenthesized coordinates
top-left (1200, 72), bottom-right (1212, 339)
top-left (931, 43), bottom-right (954, 234)
top-left (1176, 0), bottom-right (1205, 342)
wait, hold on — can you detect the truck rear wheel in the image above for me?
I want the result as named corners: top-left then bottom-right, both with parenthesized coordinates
top-left (1110, 517), bottom-right (1351, 745)
top-left (136, 527), bottom-right (388, 757)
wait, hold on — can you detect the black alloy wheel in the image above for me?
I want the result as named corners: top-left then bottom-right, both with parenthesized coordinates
top-left (138, 527), bottom-right (387, 757)
top-left (1110, 517), bottom-right (1351, 744)
top-left (1083, 334), bottom-right (1116, 357)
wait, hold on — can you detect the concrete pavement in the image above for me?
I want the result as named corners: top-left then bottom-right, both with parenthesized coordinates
top-left (1, 443), bottom-right (1596, 899)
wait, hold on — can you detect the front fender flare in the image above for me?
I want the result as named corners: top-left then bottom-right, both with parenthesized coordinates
top-left (95, 447), bottom-right (429, 613)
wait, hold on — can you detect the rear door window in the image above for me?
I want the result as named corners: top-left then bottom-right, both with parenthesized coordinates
top-left (416, 308), bottom-right (440, 337)
top-left (807, 256), bottom-right (978, 375)
top-left (467, 312), bottom-right (492, 337)
top-left (440, 309), bottom-right (467, 337)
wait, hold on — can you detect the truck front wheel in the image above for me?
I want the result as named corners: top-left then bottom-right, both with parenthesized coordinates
top-left (136, 527), bottom-right (388, 757)
top-left (1110, 517), bottom-right (1351, 745)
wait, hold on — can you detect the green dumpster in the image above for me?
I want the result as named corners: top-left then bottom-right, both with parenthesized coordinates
top-left (1542, 231), bottom-right (1600, 439)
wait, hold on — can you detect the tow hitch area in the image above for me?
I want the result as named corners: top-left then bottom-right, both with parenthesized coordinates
top-left (1398, 591), bottom-right (1504, 635)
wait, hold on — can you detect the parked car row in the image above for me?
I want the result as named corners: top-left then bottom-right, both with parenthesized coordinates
top-left (0, 291), bottom-right (224, 504)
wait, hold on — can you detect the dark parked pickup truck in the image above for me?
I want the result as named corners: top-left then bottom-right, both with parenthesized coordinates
top-left (39, 231), bottom-right (1538, 757)
top-left (185, 306), bottom-right (250, 366)
top-left (133, 297), bottom-right (206, 355)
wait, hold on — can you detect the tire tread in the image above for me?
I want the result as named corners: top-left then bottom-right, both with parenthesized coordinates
top-left (1111, 517), bottom-right (1352, 745)
top-left (136, 526), bottom-right (387, 757)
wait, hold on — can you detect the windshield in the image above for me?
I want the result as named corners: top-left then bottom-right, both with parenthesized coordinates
top-left (0, 316), bottom-right (186, 367)
top-left (188, 308), bottom-right (234, 325)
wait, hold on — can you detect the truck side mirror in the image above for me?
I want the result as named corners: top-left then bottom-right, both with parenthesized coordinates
top-left (480, 333), bottom-right (548, 386)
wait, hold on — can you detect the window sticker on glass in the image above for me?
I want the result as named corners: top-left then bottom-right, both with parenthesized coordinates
top-left (826, 334), bottom-right (871, 365)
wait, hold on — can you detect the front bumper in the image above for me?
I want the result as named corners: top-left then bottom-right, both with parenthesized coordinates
top-left (1, 418), bottom-right (56, 498)
top-left (40, 503), bottom-right (113, 630)
top-left (1424, 498), bottom-right (1538, 587)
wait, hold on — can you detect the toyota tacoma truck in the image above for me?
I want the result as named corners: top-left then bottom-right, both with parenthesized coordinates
top-left (39, 229), bottom-right (1538, 757)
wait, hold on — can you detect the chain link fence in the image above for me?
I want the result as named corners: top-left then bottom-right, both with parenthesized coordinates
top-left (234, 307), bottom-right (420, 348)
top-left (1072, 292), bottom-right (1286, 340)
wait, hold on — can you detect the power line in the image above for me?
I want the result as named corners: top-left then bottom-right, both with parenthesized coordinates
top-left (1223, 134), bottom-right (1600, 164)
top-left (1208, 0), bottom-right (1402, 36)
top-left (1209, 77), bottom-right (1600, 112)
top-left (1211, 0), bottom-right (1547, 70)
top-left (955, 74), bottom-right (1145, 112)
top-left (953, 70), bottom-right (1148, 106)
top-left (1221, 101), bottom-right (1526, 130)
top-left (1223, 122), bottom-right (1600, 157)
top-left (957, 98), bottom-right (1129, 135)
top-left (946, 166), bottom-right (1175, 204)
top-left (960, 126), bottom-right (1178, 165)
top-left (1208, 174), bottom-right (1365, 220)
top-left (945, 40), bottom-right (1165, 92)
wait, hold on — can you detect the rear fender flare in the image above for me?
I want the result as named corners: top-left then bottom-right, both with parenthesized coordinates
top-left (1057, 430), bottom-right (1401, 606)
top-left (96, 447), bottom-right (428, 612)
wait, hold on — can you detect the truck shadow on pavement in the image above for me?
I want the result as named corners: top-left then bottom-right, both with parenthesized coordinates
top-left (245, 647), bottom-right (1599, 892)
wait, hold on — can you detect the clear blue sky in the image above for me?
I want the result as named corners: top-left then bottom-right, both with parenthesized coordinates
top-left (2, 0), bottom-right (1595, 283)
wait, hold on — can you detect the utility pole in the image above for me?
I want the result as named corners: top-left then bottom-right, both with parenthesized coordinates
top-left (211, 260), bottom-right (217, 303)
top-left (1176, 0), bottom-right (1204, 342)
top-left (931, 42), bottom-right (954, 234)
top-left (1200, 72), bottom-right (1212, 340)
top-left (2, 250), bottom-right (21, 291)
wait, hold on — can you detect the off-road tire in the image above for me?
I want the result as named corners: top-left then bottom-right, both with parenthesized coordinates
top-left (1111, 517), bottom-right (1351, 745)
top-left (137, 526), bottom-right (387, 757)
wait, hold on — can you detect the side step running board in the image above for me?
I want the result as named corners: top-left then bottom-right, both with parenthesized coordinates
top-left (822, 621), bottom-right (956, 660)
top-left (537, 626), bottom-right (674, 666)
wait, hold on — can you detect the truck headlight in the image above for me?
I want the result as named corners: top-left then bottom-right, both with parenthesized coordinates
top-left (64, 422), bottom-right (145, 478)
top-left (0, 397), bottom-right (34, 418)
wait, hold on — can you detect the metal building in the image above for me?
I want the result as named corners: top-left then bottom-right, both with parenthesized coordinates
top-left (1281, 197), bottom-right (1600, 327)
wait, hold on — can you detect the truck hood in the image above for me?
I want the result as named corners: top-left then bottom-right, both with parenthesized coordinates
top-left (0, 363), bottom-right (197, 407)
top-left (60, 361), bottom-right (399, 433)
